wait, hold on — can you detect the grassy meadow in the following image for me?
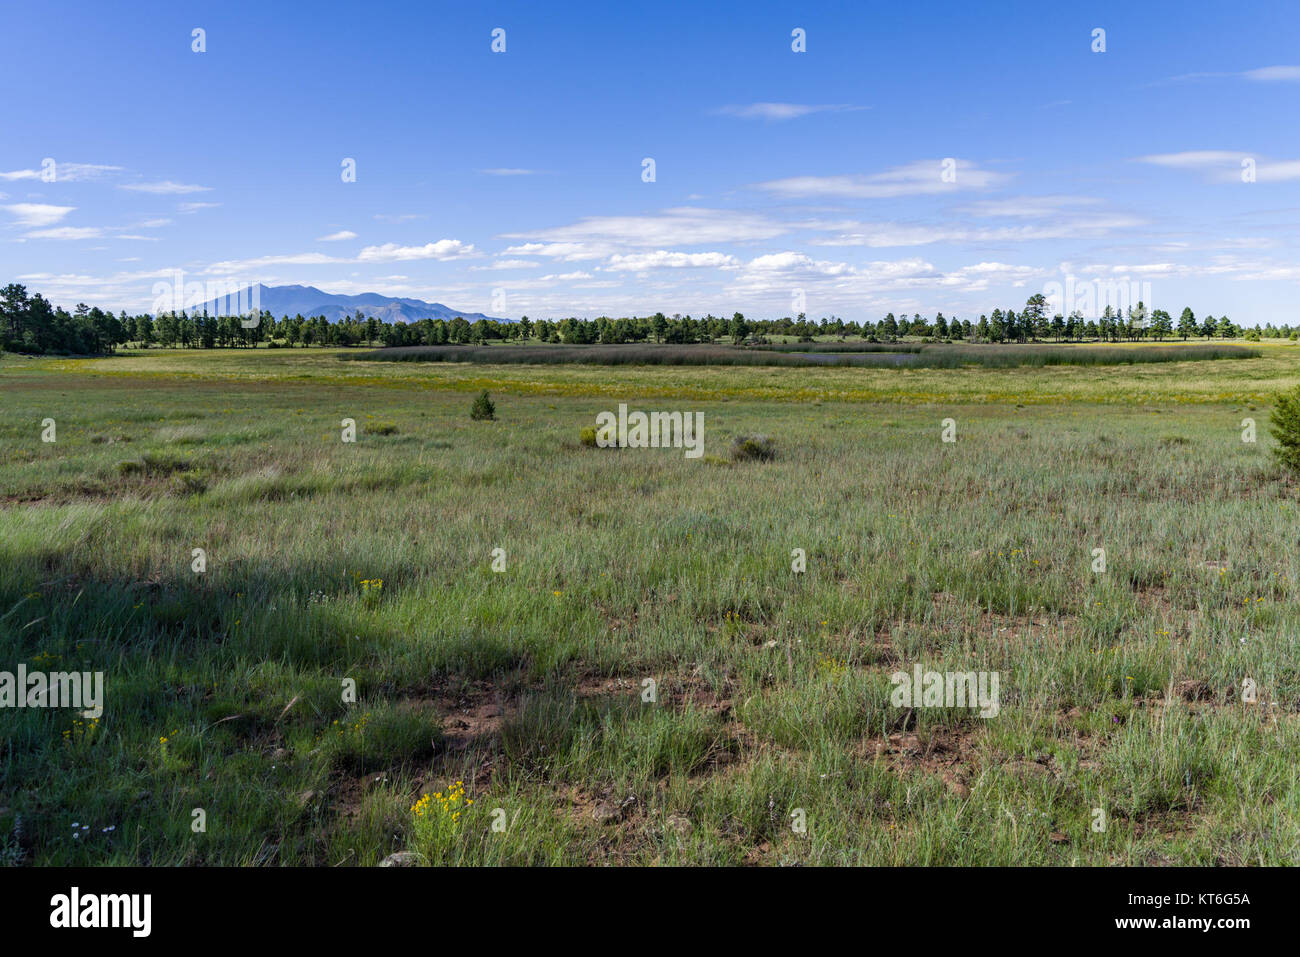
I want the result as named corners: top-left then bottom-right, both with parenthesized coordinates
top-left (2, 341), bottom-right (1299, 865)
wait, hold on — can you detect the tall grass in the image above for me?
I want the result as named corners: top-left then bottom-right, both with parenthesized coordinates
top-left (351, 342), bottom-right (1259, 370)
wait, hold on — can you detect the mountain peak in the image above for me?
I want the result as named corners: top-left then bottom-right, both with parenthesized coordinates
top-left (192, 284), bottom-right (510, 323)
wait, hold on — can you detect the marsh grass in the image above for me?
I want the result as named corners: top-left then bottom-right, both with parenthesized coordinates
top-left (355, 341), bottom-right (1259, 370)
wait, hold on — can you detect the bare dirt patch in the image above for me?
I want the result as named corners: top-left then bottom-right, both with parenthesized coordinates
top-left (869, 725), bottom-right (987, 797)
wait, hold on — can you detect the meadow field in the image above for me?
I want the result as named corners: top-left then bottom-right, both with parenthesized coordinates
top-left (2, 342), bottom-right (1299, 865)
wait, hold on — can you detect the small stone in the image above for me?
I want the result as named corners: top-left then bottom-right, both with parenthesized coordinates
top-left (592, 794), bottom-right (637, 825)
top-left (378, 851), bottom-right (421, 867)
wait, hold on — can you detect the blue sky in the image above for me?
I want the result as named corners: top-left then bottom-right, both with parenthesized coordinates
top-left (4, 0), bottom-right (1300, 323)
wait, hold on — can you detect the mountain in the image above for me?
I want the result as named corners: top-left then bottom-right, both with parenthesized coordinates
top-left (189, 284), bottom-right (510, 323)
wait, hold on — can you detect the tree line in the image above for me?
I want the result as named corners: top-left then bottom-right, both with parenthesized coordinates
top-left (2, 282), bottom-right (1293, 356)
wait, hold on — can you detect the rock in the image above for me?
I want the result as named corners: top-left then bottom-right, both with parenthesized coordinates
top-left (378, 852), bottom-right (422, 867)
top-left (592, 794), bottom-right (637, 825)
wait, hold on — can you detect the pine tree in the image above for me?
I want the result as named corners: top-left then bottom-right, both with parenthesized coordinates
top-left (470, 390), bottom-right (496, 421)
top-left (1270, 386), bottom-right (1300, 474)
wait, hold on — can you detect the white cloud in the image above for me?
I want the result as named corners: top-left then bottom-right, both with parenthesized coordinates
top-left (119, 181), bottom-right (212, 194)
top-left (356, 240), bottom-right (476, 262)
top-left (471, 259), bottom-right (541, 271)
top-left (178, 202), bottom-right (220, 213)
top-left (0, 163), bottom-right (121, 182)
top-left (206, 253), bottom-right (344, 274)
top-left (958, 196), bottom-right (1101, 217)
top-left (1135, 151), bottom-right (1300, 183)
top-left (809, 214), bottom-right (1143, 248)
top-left (754, 160), bottom-right (1011, 199)
top-left (317, 230), bottom-right (357, 242)
top-left (715, 103), bottom-right (866, 121)
top-left (1135, 151), bottom-right (1244, 168)
top-left (23, 226), bottom-right (105, 240)
top-left (606, 251), bottom-right (740, 271)
top-left (500, 241), bottom-right (610, 261)
top-left (1243, 65), bottom-right (1300, 81)
top-left (5, 203), bottom-right (75, 227)
top-left (503, 207), bottom-right (787, 248)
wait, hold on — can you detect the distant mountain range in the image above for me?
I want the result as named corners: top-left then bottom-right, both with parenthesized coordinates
top-left (190, 284), bottom-right (510, 323)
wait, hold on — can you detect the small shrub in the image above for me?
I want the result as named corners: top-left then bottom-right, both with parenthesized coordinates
top-left (579, 426), bottom-right (598, 447)
top-left (1270, 385), bottom-right (1300, 474)
top-left (470, 390), bottom-right (495, 421)
top-left (169, 471), bottom-right (208, 495)
top-left (368, 422), bottom-right (399, 435)
top-left (729, 434), bottom-right (776, 462)
top-left (117, 451), bottom-right (191, 477)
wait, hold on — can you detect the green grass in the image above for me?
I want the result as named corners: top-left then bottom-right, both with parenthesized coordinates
top-left (1, 346), bottom-right (1298, 865)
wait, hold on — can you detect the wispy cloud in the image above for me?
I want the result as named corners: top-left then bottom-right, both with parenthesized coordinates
top-left (501, 242), bottom-right (610, 262)
top-left (1244, 65), bottom-right (1300, 81)
top-left (503, 207), bottom-right (788, 248)
top-left (1136, 150), bottom-right (1245, 168)
top-left (5, 203), bottom-right (76, 227)
top-left (317, 230), bottom-right (357, 242)
top-left (753, 160), bottom-right (1010, 199)
top-left (0, 163), bottom-right (121, 182)
top-left (1135, 151), bottom-right (1300, 182)
top-left (958, 196), bottom-right (1102, 217)
top-left (204, 238), bottom-right (476, 273)
top-left (356, 240), bottom-right (476, 262)
top-left (118, 180), bottom-right (212, 194)
top-left (1154, 65), bottom-right (1300, 85)
top-left (23, 226), bottom-right (105, 240)
top-left (715, 102), bottom-right (866, 121)
top-left (606, 251), bottom-right (740, 271)
top-left (471, 259), bottom-right (541, 271)
top-left (807, 214), bottom-right (1143, 249)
